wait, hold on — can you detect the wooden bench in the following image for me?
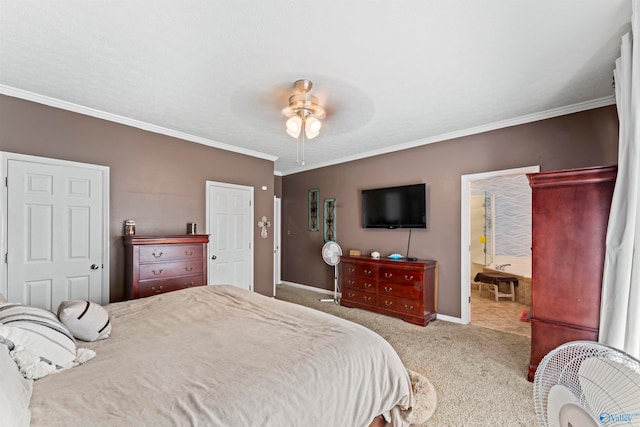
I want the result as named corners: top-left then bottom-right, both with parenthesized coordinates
top-left (473, 271), bottom-right (518, 302)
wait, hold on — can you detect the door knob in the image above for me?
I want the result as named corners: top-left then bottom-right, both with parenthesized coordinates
top-left (90, 264), bottom-right (100, 270)
top-left (211, 255), bottom-right (217, 260)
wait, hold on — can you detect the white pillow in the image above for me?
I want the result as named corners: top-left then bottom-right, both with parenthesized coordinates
top-left (57, 300), bottom-right (111, 342)
top-left (0, 303), bottom-right (77, 378)
top-left (0, 344), bottom-right (32, 427)
top-left (0, 292), bottom-right (6, 303)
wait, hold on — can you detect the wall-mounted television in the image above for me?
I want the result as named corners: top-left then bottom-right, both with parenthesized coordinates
top-left (362, 183), bottom-right (427, 229)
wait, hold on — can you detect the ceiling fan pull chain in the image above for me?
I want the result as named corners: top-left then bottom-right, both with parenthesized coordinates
top-left (302, 123), bottom-right (306, 166)
top-left (296, 128), bottom-right (300, 164)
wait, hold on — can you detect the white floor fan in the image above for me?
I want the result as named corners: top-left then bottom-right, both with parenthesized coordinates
top-left (533, 340), bottom-right (640, 427)
top-left (320, 241), bottom-right (342, 304)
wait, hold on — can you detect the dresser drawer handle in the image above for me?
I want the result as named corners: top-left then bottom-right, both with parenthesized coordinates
top-left (364, 296), bottom-right (372, 301)
top-left (151, 285), bottom-right (164, 293)
top-left (185, 281), bottom-right (194, 287)
top-left (348, 292), bottom-right (356, 298)
top-left (152, 251), bottom-right (163, 259)
top-left (348, 280), bottom-right (355, 286)
top-left (404, 275), bottom-right (414, 281)
top-left (151, 269), bottom-right (163, 275)
top-left (348, 267), bottom-right (355, 273)
top-left (384, 300), bottom-right (393, 306)
top-left (384, 273), bottom-right (393, 278)
top-left (185, 250), bottom-right (193, 256)
top-left (364, 283), bottom-right (373, 288)
top-left (384, 286), bottom-right (393, 292)
top-left (404, 304), bottom-right (414, 310)
top-left (364, 270), bottom-right (373, 275)
top-left (185, 266), bottom-right (193, 272)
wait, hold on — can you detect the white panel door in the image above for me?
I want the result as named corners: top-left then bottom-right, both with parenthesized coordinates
top-left (207, 182), bottom-right (253, 291)
top-left (7, 159), bottom-right (105, 311)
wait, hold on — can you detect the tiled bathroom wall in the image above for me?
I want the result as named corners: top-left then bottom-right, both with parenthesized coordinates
top-left (471, 174), bottom-right (532, 258)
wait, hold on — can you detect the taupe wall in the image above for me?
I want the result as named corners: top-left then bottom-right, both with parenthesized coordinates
top-left (274, 175), bottom-right (283, 198)
top-left (0, 95), bottom-right (275, 301)
top-left (281, 106), bottom-right (619, 318)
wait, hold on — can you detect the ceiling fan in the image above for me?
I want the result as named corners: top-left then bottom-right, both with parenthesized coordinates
top-left (281, 79), bottom-right (326, 165)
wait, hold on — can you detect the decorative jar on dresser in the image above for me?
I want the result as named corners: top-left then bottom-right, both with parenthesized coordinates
top-left (339, 255), bottom-right (438, 326)
top-left (124, 235), bottom-right (209, 299)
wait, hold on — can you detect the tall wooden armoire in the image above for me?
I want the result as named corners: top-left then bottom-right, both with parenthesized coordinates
top-left (526, 165), bottom-right (617, 381)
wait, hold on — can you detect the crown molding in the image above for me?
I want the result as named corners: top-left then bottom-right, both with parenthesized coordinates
top-left (0, 85), bottom-right (613, 176)
top-left (279, 95), bottom-right (616, 176)
top-left (0, 85), bottom-right (279, 162)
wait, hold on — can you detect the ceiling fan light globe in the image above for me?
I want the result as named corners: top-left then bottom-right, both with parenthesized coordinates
top-left (305, 117), bottom-right (321, 139)
top-left (287, 129), bottom-right (300, 138)
top-left (307, 116), bottom-right (321, 132)
top-left (305, 128), bottom-right (320, 139)
top-left (286, 116), bottom-right (302, 138)
top-left (286, 127), bottom-right (301, 138)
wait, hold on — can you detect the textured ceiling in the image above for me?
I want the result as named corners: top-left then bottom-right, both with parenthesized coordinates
top-left (0, 1), bottom-right (631, 175)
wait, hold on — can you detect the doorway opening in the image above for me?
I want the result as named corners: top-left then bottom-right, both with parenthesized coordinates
top-left (461, 165), bottom-right (538, 335)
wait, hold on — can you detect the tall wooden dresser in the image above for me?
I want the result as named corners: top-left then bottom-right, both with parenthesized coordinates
top-left (340, 256), bottom-right (438, 326)
top-left (124, 235), bottom-right (209, 299)
top-left (527, 166), bottom-right (616, 381)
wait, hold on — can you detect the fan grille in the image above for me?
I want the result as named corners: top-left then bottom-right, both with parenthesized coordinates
top-left (322, 241), bottom-right (342, 266)
top-left (533, 341), bottom-right (640, 427)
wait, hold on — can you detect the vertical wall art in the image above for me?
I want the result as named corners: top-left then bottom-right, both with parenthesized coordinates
top-left (257, 216), bottom-right (271, 239)
top-left (308, 188), bottom-right (320, 231)
top-left (324, 198), bottom-right (336, 242)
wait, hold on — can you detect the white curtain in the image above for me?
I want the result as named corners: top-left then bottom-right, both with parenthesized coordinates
top-left (599, 1), bottom-right (640, 359)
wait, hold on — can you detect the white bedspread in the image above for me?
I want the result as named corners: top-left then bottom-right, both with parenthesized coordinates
top-left (29, 285), bottom-right (413, 427)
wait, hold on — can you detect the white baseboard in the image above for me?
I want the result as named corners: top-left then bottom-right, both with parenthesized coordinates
top-left (278, 281), bottom-right (338, 296)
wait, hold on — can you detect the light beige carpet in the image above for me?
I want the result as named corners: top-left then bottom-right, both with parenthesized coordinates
top-left (276, 284), bottom-right (537, 426)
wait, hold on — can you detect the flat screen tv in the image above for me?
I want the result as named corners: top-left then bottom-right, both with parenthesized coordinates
top-left (362, 183), bottom-right (427, 229)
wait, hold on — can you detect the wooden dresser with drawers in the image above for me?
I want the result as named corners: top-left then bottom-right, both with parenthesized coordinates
top-left (124, 235), bottom-right (209, 299)
top-left (339, 255), bottom-right (438, 326)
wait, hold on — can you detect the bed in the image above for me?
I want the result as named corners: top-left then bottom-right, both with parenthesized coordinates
top-left (3, 285), bottom-right (415, 426)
